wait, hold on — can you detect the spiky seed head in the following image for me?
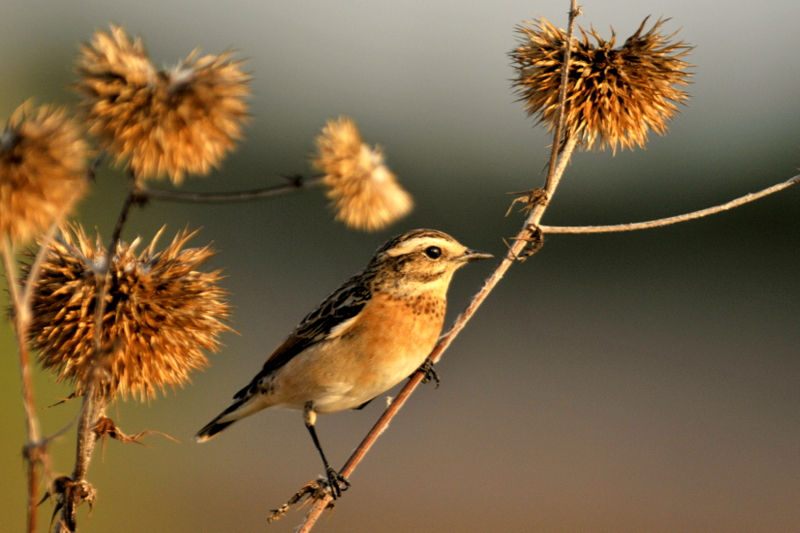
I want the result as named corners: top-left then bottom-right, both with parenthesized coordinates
top-left (312, 116), bottom-right (413, 232)
top-left (25, 225), bottom-right (232, 401)
top-left (0, 103), bottom-right (88, 247)
top-left (75, 25), bottom-right (250, 184)
top-left (511, 16), bottom-right (692, 152)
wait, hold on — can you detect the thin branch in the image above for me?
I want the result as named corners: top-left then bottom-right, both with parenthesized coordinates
top-left (41, 397), bottom-right (88, 446)
top-left (55, 392), bottom-right (105, 533)
top-left (58, 182), bottom-right (140, 532)
top-left (297, 5), bottom-right (582, 530)
top-left (544, 2), bottom-right (581, 190)
top-left (2, 238), bottom-right (42, 533)
top-left (2, 238), bottom-right (22, 309)
top-left (84, 149), bottom-right (320, 204)
top-left (142, 175), bottom-right (322, 203)
top-left (3, 190), bottom-right (93, 533)
top-left (86, 151), bottom-right (106, 182)
top-left (540, 174), bottom-right (800, 234)
top-left (20, 224), bottom-right (61, 321)
top-left (98, 183), bottom-right (144, 344)
top-left (109, 192), bottom-right (135, 245)
top-left (297, 133), bottom-right (576, 530)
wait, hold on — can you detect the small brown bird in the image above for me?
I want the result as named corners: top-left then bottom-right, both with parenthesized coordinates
top-left (196, 229), bottom-right (491, 496)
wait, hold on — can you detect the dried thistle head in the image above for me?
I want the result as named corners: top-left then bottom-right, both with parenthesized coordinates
top-left (0, 103), bottom-right (88, 247)
top-left (312, 117), bottom-right (413, 232)
top-left (26, 225), bottom-right (232, 401)
top-left (75, 25), bottom-right (250, 184)
top-left (511, 16), bottom-right (692, 152)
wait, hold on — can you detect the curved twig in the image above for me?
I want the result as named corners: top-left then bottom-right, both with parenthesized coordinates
top-left (296, 3), bottom-right (583, 531)
top-left (540, 174), bottom-right (799, 234)
top-left (58, 180), bottom-right (140, 532)
top-left (2, 239), bottom-right (42, 533)
top-left (544, 1), bottom-right (581, 191)
top-left (143, 175), bottom-right (323, 203)
top-left (20, 225), bottom-right (60, 317)
top-left (3, 219), bottom-right (67, 533)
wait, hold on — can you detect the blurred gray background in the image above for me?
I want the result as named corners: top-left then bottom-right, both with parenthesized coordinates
top-left (1, 0), bottom-right (798, 532)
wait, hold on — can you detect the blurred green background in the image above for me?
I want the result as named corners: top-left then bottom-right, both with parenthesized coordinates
top-left (1, 0), bottom-right (798, 532)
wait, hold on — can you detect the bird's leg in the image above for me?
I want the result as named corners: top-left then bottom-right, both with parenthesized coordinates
top-left (417, 357), bottom-right (440, 388)
top-left (303, 402), bottom-right (350, 499)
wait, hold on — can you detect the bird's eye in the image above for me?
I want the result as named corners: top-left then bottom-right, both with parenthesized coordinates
top-left (424, 246), bottom-right (442, 259)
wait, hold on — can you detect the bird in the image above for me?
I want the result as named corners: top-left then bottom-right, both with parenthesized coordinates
top-left (195, 229), bottom-right (492, 497)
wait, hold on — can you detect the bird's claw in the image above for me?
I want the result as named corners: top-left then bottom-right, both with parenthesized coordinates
top-left (418, 357), bottom-right (440, 388)
top-left (324, 466), bottom-right (350, 499)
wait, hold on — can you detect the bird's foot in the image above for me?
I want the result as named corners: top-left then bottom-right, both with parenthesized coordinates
top-left (418, 357), bottom-right (440, 388)
top-left (324, 466), bottom-right (350, 499)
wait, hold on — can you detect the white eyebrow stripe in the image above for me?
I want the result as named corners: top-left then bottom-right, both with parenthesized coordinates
top-left (383, 237), bottom-right (456, 257)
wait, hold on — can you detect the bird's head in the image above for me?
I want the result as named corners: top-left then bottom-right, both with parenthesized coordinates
top-left (369, 229), bottom-right (492, 295)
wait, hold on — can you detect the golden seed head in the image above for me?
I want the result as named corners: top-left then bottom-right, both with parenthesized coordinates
top-left (75, 25), bottom-right (250, 184)
top-left (0, 103), bottom-right (88, 246)
top-left (511, 16), bottom-right (692, 152)
top-left (312, 116), bottom-right (413, 232)
top-left (26, 225), bottom-right (232, 401)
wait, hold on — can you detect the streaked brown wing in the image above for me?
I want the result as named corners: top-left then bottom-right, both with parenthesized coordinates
top-left (232, 277), bottom-right (371, 400)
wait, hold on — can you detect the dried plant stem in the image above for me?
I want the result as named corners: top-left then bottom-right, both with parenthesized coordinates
top-left (2, 239), bottom-right (22, 308)
top-left (142, 175), bottom-right (322, 203)
top-left (2, 239), bottom-right (42, 533)
top-left (71, 396), bottom-right (104, 484)
top-left (57, 392), bottom-right (106, 532)
top-left (86, 151), bottom-right (106, 182)
top-left (58, 185), bottom-right (139, 532)
top-left (544, 1), bottom-right (581, 188)
top-left (297, 5), bottom-right (581, 530)
top-left (296, 135), bottom-right (577, 530)
top-left (3, 221), bottom-right (63, 533)
top-left (539, 174), bottom-right (800, 234)
top-left (109, 187), bottom-right (140, 247)
top-left (20, 225), bottom-right (61, 314)
top-left (23, 454), bottom-right (40, 533)
top-left (297, 141), bottom-right (578, 533)
top-left (296, 126), bottom-right (799, 531)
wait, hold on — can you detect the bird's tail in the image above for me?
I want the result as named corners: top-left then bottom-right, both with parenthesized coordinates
top-left (195, 392), bottom-right (268, 443)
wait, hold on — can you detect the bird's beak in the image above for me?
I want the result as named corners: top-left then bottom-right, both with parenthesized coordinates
top-left (459, 248), bottom-right (493, 262)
